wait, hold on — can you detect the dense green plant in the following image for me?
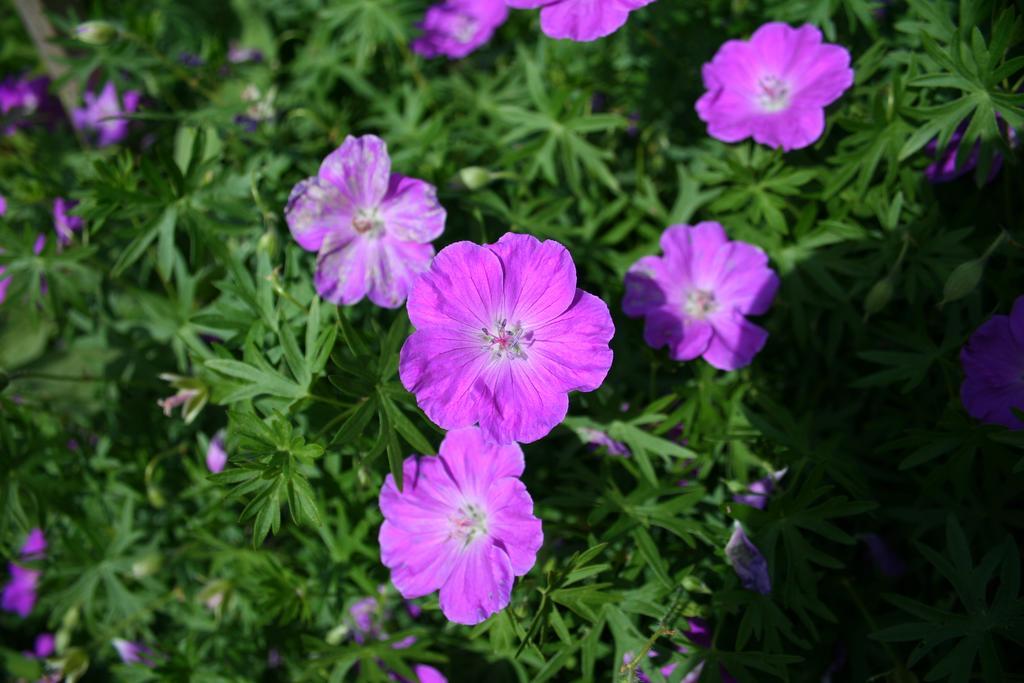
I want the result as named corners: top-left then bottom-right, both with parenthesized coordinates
top-left (1, 0), bottom-right (1022, 681)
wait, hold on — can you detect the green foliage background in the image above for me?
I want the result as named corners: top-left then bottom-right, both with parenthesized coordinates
top-left (1, 0), bottom-right (1023, 681)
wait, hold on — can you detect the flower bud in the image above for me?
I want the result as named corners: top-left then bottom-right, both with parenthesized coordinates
top-left (457, 166), bottom-right (492, 191)
top-left (131, 552), bottom-right (163, 579)
top-left (325, 623), bottom-right (349, 645)
top-left (940, 257), bottom-right (985, 306)
top-left (257, 228), bottom-right (279, 259)
top-left (60, 647), bottom-right (90, 683)
top-left (863, 275), bottom-right (895, 319)
top-left (73, 21), bottom-right (118, 45)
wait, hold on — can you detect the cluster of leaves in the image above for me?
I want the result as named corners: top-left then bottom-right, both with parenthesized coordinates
top-left (1, 0), bottom-right (1023, 682)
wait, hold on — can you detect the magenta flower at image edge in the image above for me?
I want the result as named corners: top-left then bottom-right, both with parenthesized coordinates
top-left (379, 426), bottom-right (544, 625)
top-left (696, 22), bottom-right (854, 151)
top-left (285, 134), bottom-right (446, 308)
top-left (960, 294), bottom-right (1024, 430)
top-left (623, 222), bottom-right (779, 371)
top-left (507, 0), bottom-right (657, 42)
top-left (399, 232), bottom-right (615, 444)
top-left (412, 0), bottom-right (509, 60)
top-left (2, 233), bottom-right (49, 305)
top-left (1, 528), bottom-right (47, 618)
top-left (72, 80), bottom-right (141, 147)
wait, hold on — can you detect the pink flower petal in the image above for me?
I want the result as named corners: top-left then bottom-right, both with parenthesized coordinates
top-left (380, 174), bottom-right (446, 243)
top-left (438, 540), bottom-right (513, 625)
top-left (488, 233), bottom-right (578, 327)
top-left (405, 240), bottom-right (504, 331)
top-left (315, 233), bottom-right (369, 305)
top-left (364, 238), bottom-right (435, 309)
top-left (285, 177), bottom-right (354, 252)
top-left (477, 360), bottom-right (570, 444)
top-left (319, 135), bottom-right (391, 208)
top-left (530, 290), bottom-right (615, 393)
top-left (704, 312), bottom-right (769, 371)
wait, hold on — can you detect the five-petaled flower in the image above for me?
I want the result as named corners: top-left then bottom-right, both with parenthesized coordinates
top-left (412, 0), bottom-right (509, 59)
top-left (400, 232), bottom-right (614, 444)
top-left (623, 222), bottom-right (778, 371)
top-left (960, 294), bottom-right (1024, 430)
top-left (285, 134), bottom-right (446, 308)
top-left (507, 0), bottom-right (657, 42)
top-left (695, 22), bottom-right (854, 151)
top-left (379, 426), bottom-right (543, 625)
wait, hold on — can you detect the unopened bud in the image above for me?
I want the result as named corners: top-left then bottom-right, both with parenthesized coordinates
top-left (73, 21), bottom-right (118, 45)
top-left (257, 229), bottom-right (279, 259)
top-left (325, 623), bottom-right (348, 645)
top-left (457, 166), bottom-right (492, 191)
top-left (864, 276), bottom-right (895, 319)
top-left (131, 553), bottom-right (162, 579)
top-left (940, 258), bottom-right (985, 306)
top-left (60, 647), bottom-right (90, 683)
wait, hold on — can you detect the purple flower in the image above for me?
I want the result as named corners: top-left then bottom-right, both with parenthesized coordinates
top-left (925, 117), bottom-right (1017, 184)
top-left (379, 426), bottom-right (543, 625)
top-left (861, 533), bottom-right (907, 578)
top-left (348, 595), bottom-right (382, 643)
top-left (0, 194), bottom-right (6, 215)
top-left (412, 0), bottom-right (508, 59)
top-left (695, 23), bottom-right (854, 151)
top-left (179, 52), bottom-right (205, 68)
top-left (578, 427), bottom-right (630, 457)
top-left (112, 639), bottom-right (157, 667)
top-left (72, 81), bottom-right (141, 147)
top-left (33, 632), bottom-right (55, 658)
top-left (1, 564), bottom-right (39, 617)
top-left (960, 295), bottom-right (1024, 430)
top-left (392, 664), bottom-right (447, 683)
top-left (285, 134), bottom-right (446, 308)
top-left (34, 233), bottom-right (47, 255)
top-left (267, 648), bottom-right (282, 668)
top-left (21, 528), bottom-right (47, 557)
top-left (623, 222), bottom-right (779, 371)
top-left (206, 430), bottom-right (228, 473)
top-left (53, 198), bottom-right (84, 248)
top-left (732, 467), bottom-right (787, 509)
top-left (507, 0), bottom-right (657, 42)
top-left (1, 527), bottom-right (47, 617)
top-left (0, 75), bottom-right (58, 135)
top-left (725, 523), bottom-right (771, 595)
top-left (228, 43), bottom-right (264, 64)
top-left (400, 233), bottom-right (615, 444)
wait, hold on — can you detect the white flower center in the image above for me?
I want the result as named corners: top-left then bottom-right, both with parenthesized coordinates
top-left (352, 207), bottom-right (383, 235)
top-left (756, 74), bottom-right (791, 113)
top-left (684, 289), bottom-right (717, 319)
top-left (449, 502), bottom-right (488, 547)
top-left (481, 318), bottom-right (532, 360)
top-left (452, 15), bottom-right (479, 44)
